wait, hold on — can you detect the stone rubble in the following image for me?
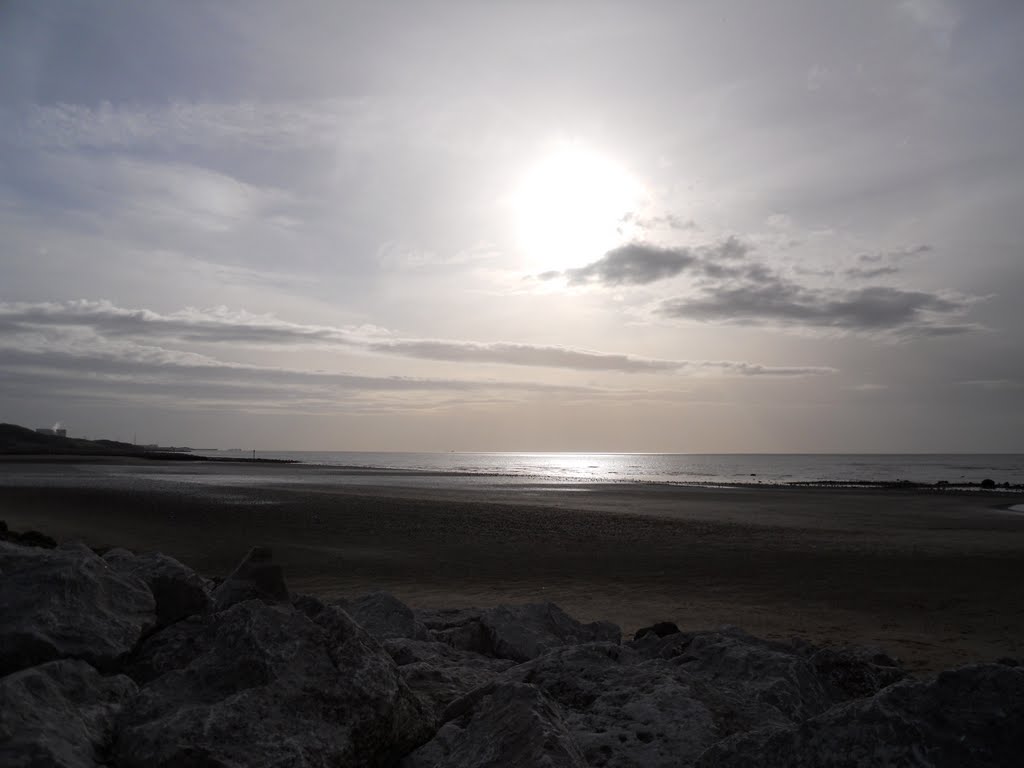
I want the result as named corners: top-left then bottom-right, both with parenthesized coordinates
top-left (2, 532), bottom-right (1021, 767)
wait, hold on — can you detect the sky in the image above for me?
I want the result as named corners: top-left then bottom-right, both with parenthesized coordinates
top-left (1, 0), bottom-right (1022, 452)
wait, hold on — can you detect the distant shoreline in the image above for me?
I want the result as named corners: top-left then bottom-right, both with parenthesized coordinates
top-left (0, 452), bottom-right (1019, 493)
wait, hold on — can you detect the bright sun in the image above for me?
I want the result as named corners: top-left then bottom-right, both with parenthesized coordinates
top-left (513, 143), bottom-right (644, 273)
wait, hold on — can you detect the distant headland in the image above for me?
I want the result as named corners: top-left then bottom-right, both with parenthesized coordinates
top-left (0, 423), bottom-right (293, 463)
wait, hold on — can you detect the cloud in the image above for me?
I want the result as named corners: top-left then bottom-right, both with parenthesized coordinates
top-left (956, 379), bottom-right (1023, 391)
top-left (0, 300), bottom-right (836, 377)
top-left (858, 245), bottom-right (931, 263)
top-left (846, 245), bottom-right (931, 278)
top-left (621, 212), bottom-right (698, 232)
top-left (549, 238), bottom-right (752, 287)
top-left (0, 331), bottom-right (606, 416)
top-left (659, 281), bottom-right (974, 335)
top-left (2, 99), bottom-right (371, 152)
top-left (844, 265), bottom-right (901, 279)
top-left (368, 339), bottom-right (678, 372)
top-left (23, 154), bottom-right (297, 235)
top-left (563, 243), bottom-right (696, 286)
top-left (547, 237), bottom-right (973, 337)
top-left (370, 339), bottom-right (833, 377)
top-left (0, 301), bottom-right (355, 346)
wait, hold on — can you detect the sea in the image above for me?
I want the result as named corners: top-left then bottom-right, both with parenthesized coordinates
top-left (189, 451), bottom-right (1024, 488)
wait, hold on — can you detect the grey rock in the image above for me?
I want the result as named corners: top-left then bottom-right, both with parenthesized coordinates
top-left (697, 663), bottom-right (1024, 767)
top-left (384, 637), bottom-right (517, 721)
top-left (211, 545), bottom-right (289, 611)
top-left (498, 627), bottom-right (886, 767)
top-left (418, 607), bottom-right (493, 655)
top-left (484, 603), bottom-right (621, 662)
top-left (0, 659), bottom-right (137, 768)
top-left (337, 591), bottom-right (431, 641)
top-left (418, 602), bottom-right (621, 662)
top-left (0, 541), bottom-right (156, 675)
top-left (808, 646), bottom-right (907, 701)
top-left (504, 642), bottom-right (744, 767)
top-left (113, 596), bottom-right (433, 768)
top-left (104, 548), bottom-right (212, 627)
top-left (401, 682), bottom-right (588, 768)
top-left (629, 627), bottom-right (833, 721)
top-left (121, 614), bottom-right (208, 685)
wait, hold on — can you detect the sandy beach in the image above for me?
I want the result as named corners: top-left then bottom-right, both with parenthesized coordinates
top-left (2, 458), bottom-right (1023, 674)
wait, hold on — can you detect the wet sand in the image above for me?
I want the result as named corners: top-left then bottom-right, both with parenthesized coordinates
top-left (2, 459), bottom-right (1023, 673)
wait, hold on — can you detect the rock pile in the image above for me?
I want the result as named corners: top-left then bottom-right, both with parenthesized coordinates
top-left (2, 535), bottom-right (1022, 767)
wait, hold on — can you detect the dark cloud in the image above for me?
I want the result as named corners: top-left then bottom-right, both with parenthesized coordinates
top-left (563, 243), bottom-right (697, 286)
top-left (553, 238), bottom-right (753, 287)
top-left (844, 265), bottom-right (901, 279)
top-left (546, 238), bottom-right (972, 336)
top-left (660, 280), bottom-right (974, 334)
top-left (858, 244), bottom-right (931, 263)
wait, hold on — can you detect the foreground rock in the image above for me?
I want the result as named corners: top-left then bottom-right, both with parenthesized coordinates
top-left (384, 637), bottom-right (517, 721)
top-left (3, 533), bottom-right (1022, 767)
top-left (698, 663), bottom-right (1024, 767)
top-left (211, 545), bottom-right (289, 611)
top-left (337, 591), bottom-right (431, 642)
top-left (402, 682), bottom-right (587, 768)
top-left (104, 549), bottom-right (212, 627)
top-left (0, 541), bottom-right (155, 676)
top-left (114, 596), bottom-right (433, 767)
top-left (418, 602), bottom-right (621, 662)
top-left (416, 627), bottom-right (914, 768)
top-left (0, 659), bottom-right (137, 768)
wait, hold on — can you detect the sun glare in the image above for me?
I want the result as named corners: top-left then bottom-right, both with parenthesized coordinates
top-left (513, 143), bottom-right (644, 273)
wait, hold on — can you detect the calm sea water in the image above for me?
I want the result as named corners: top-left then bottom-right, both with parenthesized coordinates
top-left (192, 451), bottom-right (1024, 487)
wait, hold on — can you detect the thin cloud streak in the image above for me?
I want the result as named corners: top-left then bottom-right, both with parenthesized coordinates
top-left (0, 301), bottom-right (835, 377)
top-left (2, 99), bottom-right (372, 152)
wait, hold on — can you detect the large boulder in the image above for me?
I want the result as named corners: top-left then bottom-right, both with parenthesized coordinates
top-left (0, 659), bottom-right (137, 768)
top-left (630, 627), bottom-right (839, 721)
top-left (807, 646), bottom-right (907, 702)
top-left (0, 541), bottom-right (155, 675)
top-left (418, 602), bottom-right (621, 662)
top-left (104, 548), bottom-right (212, 627)
top-left (384, 637), bottom-right (517, 721)
top-left (113, 595), bottom-right (433, 768)
top-left (697, 663), bottom-right (1024, 767)
top-left (503, 642), bottom-right (739, 767)
top-left (491, 627), bottom-right (899, 768)
top-left (338, 591), bottom-right (431, 641)
top-left (120, 613), bottom-right (208, 685)
top-left (401, 682), bottom-right (588, 768)
top-left (211, 546), bottom-right (289, 611)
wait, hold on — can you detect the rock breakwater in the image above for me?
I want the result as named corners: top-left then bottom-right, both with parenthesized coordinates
top-left (1, 530), bottom-right (1021, 767)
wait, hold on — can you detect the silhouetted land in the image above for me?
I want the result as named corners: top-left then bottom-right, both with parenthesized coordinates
top-left (0, 423), bottom-right (292, 463)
